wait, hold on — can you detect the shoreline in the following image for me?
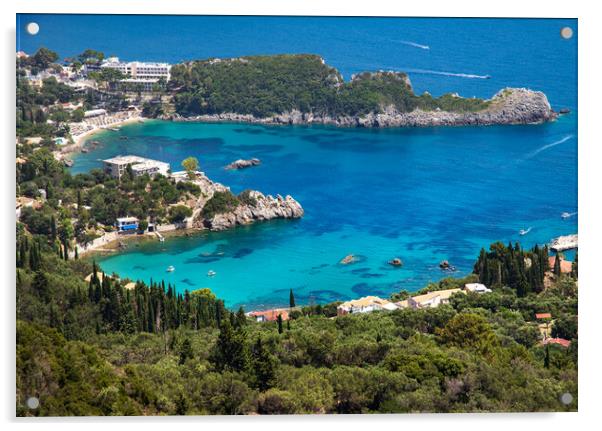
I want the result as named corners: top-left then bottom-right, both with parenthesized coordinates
top-left (167, 88), bottom-right (558, 129)
top-left (58, 114), bottom-right (145, 161)
top-left (80, 226), bottom-right (204, 259)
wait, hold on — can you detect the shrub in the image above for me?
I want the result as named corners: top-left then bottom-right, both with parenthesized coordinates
top-left (201, 191), bottom-right (240, 218)
top-left (168, 205), bottom-right (192, 224)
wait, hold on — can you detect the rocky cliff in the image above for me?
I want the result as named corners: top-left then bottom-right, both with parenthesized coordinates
top-left (179, 173), bottom-right (303, 231)
top-left (201, 191), bottom-right (304, 231)
top-left (170, 88), bottom-right (556, 128)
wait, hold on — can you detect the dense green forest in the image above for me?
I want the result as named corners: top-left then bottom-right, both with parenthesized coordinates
top-left (170, 54), bottom-right (489, 118)
top-left (16, 232), bottom-right (578, 415)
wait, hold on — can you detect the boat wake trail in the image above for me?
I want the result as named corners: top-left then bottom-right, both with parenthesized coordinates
top-left (405, 68), bottom-right (490, 79)
top-left (398, 40), bottom-right (430, 50)
top-left (523, 135), bottom-right (574, 161)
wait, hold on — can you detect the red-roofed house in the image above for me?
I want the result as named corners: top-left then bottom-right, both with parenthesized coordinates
top-left (535, 313), bottom-right (552, 320)
top-left (249, 309), bottom-right (289, 323)
top-left (543, 338), bottom-right (571, 348)
top-left (548, 256), bottom-right (573, 274)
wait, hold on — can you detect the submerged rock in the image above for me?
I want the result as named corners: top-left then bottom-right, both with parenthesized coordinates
top-left (340, 254), bottom-right (358, 265)
top-left (388, 257), bottom-right (403, 267)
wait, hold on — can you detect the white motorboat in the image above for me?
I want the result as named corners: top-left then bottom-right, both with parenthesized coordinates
top-left (207, 270), bottom-right (216, 277)
top-left (166, 265), bottom-right (175, 272)
top-left (561, 212), bottom-right (577, 219)
top-left (519, 227), bottom-right (532, 236)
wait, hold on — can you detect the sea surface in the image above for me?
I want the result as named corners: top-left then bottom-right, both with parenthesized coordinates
top-left (19, 15), bottom-right (577, 309)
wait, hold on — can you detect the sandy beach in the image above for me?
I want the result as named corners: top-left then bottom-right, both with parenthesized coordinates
top-left (58, 113), bottom-right (144, 160)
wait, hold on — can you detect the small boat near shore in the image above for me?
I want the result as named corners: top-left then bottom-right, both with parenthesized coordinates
top-left (108, 127), bottom-right (120, 131)
top-left (519, 227), bottom-right (532, 236)
top-left (166, 265), bottom-right (175, 272)
top-left (561, 211), bottom-right (577, 219)
top-left (207, 270), bottom-right (216, 277)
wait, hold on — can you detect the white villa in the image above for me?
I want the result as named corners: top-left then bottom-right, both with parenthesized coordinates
top-left (397, 288), bottom-right (463, 310)
top-left (103, 155), bottom-right (170, 179)
top-left (99, 57), bottom-right (171, 80)
top-left (337, 296), bottom-right (398, 316)
top-left (464, 283), bottom-right (492, 294)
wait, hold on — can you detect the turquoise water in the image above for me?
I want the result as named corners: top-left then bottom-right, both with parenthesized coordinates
top-left (72, 117), bottom-right (577, 310)
top-left (19, 15), bottom-right (577, 309)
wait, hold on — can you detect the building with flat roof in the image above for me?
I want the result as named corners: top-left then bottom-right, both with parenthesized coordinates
top-left (84, 109), bottom-right (107, 118)
top-left (103, 155), bottom-right (170, 179)
top-left (116, 216), bottom-right (139, 233)
top-left (100, 57), bottom-right (171, 81)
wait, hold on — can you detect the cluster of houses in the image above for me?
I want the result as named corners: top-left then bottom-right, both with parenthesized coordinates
top-left (245, 284), bottom-right (573, 349)
top-left (336, 282), bottom-right (492, 316)
top-left (18, 50), bottom-right (172, 94)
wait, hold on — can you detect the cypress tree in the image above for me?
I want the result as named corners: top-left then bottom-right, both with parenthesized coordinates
top-left (289, 288), bottom-right (296, 309)
top-left (235, 306), bottom-right (247, 327)
top-left (179, 338), bottom-right (194, 365)
top-left (544, 344), bottom-right (550, 369)
top-left (175, 394), bottom-right (188, 415)
top-left (554, 253), bottom-right (562, 277)
top-left (50, 214), bottom-right (57, 240)
top-left (252, 336), bottom-right (276, 391)
top-left (277, 314), bottom-right (283, 334)
top-left (572, 252), bottom-right (578, 278)
top-left (210, 319), bottom-right (250, 372)
top-left (32, 270), bottom-right (50, 302)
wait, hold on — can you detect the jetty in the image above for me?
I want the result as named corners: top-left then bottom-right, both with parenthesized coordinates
top-left (549, 234), bottom-right (578, 252)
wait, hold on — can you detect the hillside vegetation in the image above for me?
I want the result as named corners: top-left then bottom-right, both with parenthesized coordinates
top-left (170, 54), bottom-right (489, 118)
top-left (16, 231), bottom-right (578, 415)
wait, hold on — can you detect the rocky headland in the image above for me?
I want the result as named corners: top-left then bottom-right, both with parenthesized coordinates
top-left (169, 87), bottom-right (556, 128)
top-left (175, 172), bottom-right (303, 231)
top-left (201, 191), bottom-right (303, 231)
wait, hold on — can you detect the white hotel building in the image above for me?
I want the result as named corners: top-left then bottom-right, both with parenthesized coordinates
top-left (89, 57), bottom-right (171, 92)
top-left (103, 155), bottom-right (171, 179)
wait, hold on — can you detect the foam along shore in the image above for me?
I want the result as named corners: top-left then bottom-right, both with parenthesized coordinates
top-left (169, 87), bottom-right (557, 128)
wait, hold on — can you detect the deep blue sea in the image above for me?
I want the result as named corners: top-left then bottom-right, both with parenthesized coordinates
top-left (18, 15), bottom-right (578, 309)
